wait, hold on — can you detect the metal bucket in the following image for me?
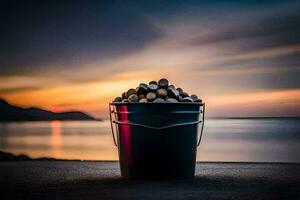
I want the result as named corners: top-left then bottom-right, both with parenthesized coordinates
top-left (109, 102), bottom-right (205, 179)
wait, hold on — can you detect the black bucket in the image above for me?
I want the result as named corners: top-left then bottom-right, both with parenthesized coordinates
top-left (109, 102), bottom-right (205, 179)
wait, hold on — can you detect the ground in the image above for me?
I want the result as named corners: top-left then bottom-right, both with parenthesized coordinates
top-left (0, 161), bottom-right (299, 200)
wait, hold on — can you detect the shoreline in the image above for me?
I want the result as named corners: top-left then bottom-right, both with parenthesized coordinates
top-left (1, 151), bottom-right (300, 165)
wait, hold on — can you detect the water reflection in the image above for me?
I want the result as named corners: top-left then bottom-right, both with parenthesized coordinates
top-left (0, 119), bottom-right (299, 162)
top-left (51, 121), bottom-right (62, 158)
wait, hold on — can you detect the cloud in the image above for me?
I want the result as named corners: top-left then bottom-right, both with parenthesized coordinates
top-left (193, 49), bottom-right (300, 72)
top-left (1, 1), bottom-right (300, 117)
top-left (0, 86), bottom-right (41, 95)
top-left (168, 3), bottom-right (300, 92)
top-left (0, 0), bottom-right (164, 75)
top-left (184, 10), bottom-right (300, 49)
top-left (206, 88), bottom-right (300, 117)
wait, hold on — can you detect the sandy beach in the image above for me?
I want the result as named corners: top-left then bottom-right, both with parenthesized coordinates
top-left (1, 161), bottom-right (299, 200)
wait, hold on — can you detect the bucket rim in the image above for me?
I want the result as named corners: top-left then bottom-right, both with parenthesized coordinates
top-left (110, 102), bottom-right (204, 106)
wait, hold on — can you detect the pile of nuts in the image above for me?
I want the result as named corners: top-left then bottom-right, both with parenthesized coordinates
top-left (113, 78), bottom-right (202, 103)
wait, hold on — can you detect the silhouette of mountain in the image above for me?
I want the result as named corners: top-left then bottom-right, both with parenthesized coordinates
top-left (0, 99), bottom-right (95, 121)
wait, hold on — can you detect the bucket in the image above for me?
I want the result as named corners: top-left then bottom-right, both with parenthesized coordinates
top-left (109, 102), bottom-right (205, 179)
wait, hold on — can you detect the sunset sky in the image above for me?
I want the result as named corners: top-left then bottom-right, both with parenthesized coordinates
top-left (1, 0), bottom-right (300, 118)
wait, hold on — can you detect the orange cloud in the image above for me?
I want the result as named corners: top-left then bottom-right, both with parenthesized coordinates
top-left (1, 70), bottom-right (170, 117)
top-left (207, 88), bottom-right (300, 117)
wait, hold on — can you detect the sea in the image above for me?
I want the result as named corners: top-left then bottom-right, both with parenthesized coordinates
top-left (0, 119), bottom-right (299, 162)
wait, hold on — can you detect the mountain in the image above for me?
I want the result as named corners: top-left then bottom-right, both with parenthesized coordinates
top-left (0, 99), bottom-right (96, 121)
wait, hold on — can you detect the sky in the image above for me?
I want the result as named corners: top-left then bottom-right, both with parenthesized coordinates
top-left (0, 0), bottom-right (300, 118)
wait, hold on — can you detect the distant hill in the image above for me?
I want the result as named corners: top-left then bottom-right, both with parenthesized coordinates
top-left (0, 99), bottom-right (96, 121)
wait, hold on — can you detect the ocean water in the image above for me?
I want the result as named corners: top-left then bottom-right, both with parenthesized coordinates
top-left (0, 119), bottom-right (299, 162)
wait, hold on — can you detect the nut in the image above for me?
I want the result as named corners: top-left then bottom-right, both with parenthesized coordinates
top-left (113, 97), bottom-right (122, 102)
top-left (148, 84), bottom-right (158, 91)
top-left (122, 92), bottom-right (126, 99)
top-left (158, 78), bottom-right (169, 89)
top-left (126, 88), bottom-right (137, 98)
top-left (114, 78), bottom-right (202, 104)
top-left (176, 88), bottom-right (183, 95)
top-left (146, 92), bottom-right (156, 101)
top-left (139, 98), bottom-right (148, 103)
top-left (128, 94), bottom-right (139, 102)
top-left (166, 98), bottom-right (178, 103)
top-left (182, 97), bottom-right (193, 102)
top-left (180, 92), bottom-right (189, 98)
top-left (138, 94), bottom-right (146, 99)
top-left (136, 83), bottom-right (148, 95)
top-left (153, 98), bottom-right (165, 103)
top-left (156, 88), bottom-right (168, 98)
top-left (168, 88), bottom-right (179, 98)
top-left (149, 80), bottom-right (158, 85)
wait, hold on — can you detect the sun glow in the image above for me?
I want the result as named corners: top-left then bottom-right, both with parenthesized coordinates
top-left (51, 121), bottom-right (62, 158)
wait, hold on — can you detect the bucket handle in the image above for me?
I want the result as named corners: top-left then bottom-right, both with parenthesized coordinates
top-left (113, 120), bottom-right (202, 130)
top-left (109, 103), bottom-right (205, 147)
top-left (109, 103), bottom-right (118, 146)
top-left (198, 103), bottom-right (205, 146)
